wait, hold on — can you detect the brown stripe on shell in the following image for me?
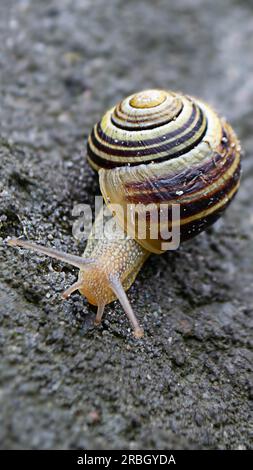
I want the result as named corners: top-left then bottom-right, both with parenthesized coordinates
top-left (117, 96), bottom-right (182, 119)
top-left (123, 126), bottom-right (236, 204)
top-left (93, 110), bottom-right (205, 157)
top-left (99, 103), bottom-right (198, 147)
top-left (179, 185), bottom-right (239, 241)
top-left (129, 177), bottom-right (240, 253)
top-left (87, 142), bottom-right (118, 169)
top-left (140, 162), bottom-right (240, 223)
top-left (111, 114), bottom-right (180, 131)
top-left (112, 97), bottom-right (184, 128)
top-left (180, 163), bottom-right (241, 219)
top-left (87, 107), bottom-right (207, 168)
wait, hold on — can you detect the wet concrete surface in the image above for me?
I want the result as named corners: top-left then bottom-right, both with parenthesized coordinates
top-left (0, 0), bottom-right (252, 449)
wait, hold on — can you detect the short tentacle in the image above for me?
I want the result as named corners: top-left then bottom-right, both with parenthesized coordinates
top-left (94, 304), bottom-right (105, 325)
top-left (61, 280), bottom-right (84, 299)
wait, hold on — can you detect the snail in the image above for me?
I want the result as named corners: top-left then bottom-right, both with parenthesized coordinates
top-left (8, 89), bottom-right (241, 338)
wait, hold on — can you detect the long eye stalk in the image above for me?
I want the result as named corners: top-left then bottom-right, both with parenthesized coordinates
top-left (7, 238), bottom-right (95, 268)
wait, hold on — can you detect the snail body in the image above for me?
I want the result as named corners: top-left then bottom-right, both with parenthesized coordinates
top-left (8, 89), bottom-right (241, 337)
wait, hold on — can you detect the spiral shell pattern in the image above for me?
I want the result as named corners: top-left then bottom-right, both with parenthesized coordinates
top-left (87, 89), bottom-right (241, 253)
top-left (87, 90), bottom-right (208, 169)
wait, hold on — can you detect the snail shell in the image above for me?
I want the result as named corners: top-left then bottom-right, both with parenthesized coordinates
top-left (7, 89), bottom-right (242, 338)
top-left (87, 89), bottom-right (241, 253)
